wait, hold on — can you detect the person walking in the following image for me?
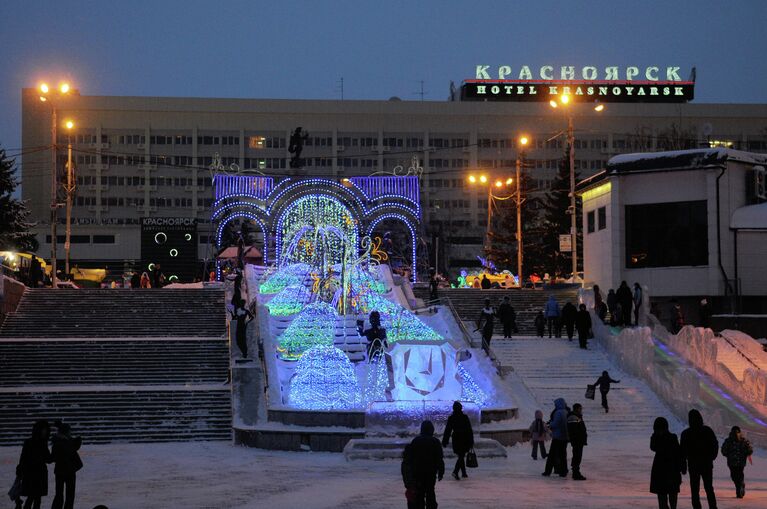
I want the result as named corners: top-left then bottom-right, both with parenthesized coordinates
top-left (409, 421), bottom-right (444, 509)
top-left (50, 422), bottom-right (82, 509)
top-left (480, 274), bottom-right (491, 289)
top-left (606, 289), bottom-right (618, 326)
top-left (542, 398), bottom-right (569, 477)
top-left (680, 409), bottom-right (718, 509)
top-left (529, 409), bottom-right (549, 460)
top-left (594, 370), bottom-right (620, 413)
top-left (544, 296), bottom-right (561, 338)
top-left (671, 300), bottom-right (685, 334)
top-left (561, 302), bottom-right (577, 341)
top-left (497, 296), bottom-right (517, 338)
top-left (442, 401), bottom-right (474, 480)
top-left (16, 420), bottom-right (52, 509)
top-left (567, 403), bottom-right (588, 480)
top-left (699, 299), bottom-right (712, 329)
top-left (633, 282), bottom-right (643, 325)
top-left (616, 281), bottom-right (633, 327)
top-left (140, 272), bottom-right (151, 288)
top-left (575, 304), bottom-right (592, 349)
top-left (230, 298), bottom-right (254, 359)
top-left (650, 417), bottom-right (682, 509)
top-left (534, 311), bottom-right (545, 338)
top-left (477, 299), bottom-right (496, 348)
top-left (401, 443), bottom-right (417, 509)
top-left (592, 285), bottom-right (607, 323)
top-left (721, 425), bottom-right (753, 498)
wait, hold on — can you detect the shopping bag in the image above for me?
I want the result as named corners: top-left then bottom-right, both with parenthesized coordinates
top-left (8, 476), bottom-right (21, 501)
top-left (585, 384), bottom-right (596, 400)
top-left (466, 448), bottom-right (478, 468)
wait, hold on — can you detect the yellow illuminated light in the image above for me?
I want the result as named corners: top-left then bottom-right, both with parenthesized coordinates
top-left (560, 94), bottom-right (570, 105)
top-left (495, 180), bottom-right (503, 188)
top-left (59, 83), bottom-right (70, 94)
top-left (594, 104), bottom-right (605, 112)
top-left (479, 175), bottom-right (488, 184)
top-left (549, 100), bottom-right (558, 108)
top-left (519, 136), bottom-right (529, 146)
top-left (39, 96), bottom-right (47, 102)
top-left (580, 182), bottom-right (612, 202)
top-left (506, 178), bottom-right (513, 185)
top-left (39, 83), bottom-right (49, 94)
top-left (468, 175), bottom-right (477, 183)
top-left (64, 120), bottom-right (74, 130)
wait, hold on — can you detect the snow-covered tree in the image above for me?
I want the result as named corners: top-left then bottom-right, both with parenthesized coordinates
top-left (0, 147), bottom-right (37, 251)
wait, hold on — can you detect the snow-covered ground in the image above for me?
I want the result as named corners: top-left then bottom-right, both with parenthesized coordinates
top-left (1, 437), bottom-right (765, 509)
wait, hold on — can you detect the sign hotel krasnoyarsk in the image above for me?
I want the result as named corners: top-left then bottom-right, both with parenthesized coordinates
top-left (462, 65), bottom-right (695, 103)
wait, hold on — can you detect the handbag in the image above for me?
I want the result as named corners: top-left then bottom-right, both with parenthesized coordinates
top-left (585, 384), bottom-right (596, 400)
top-left (466, 448), bottom-right (478, 468)
top-left (8, 476), bottom-right (21, 501)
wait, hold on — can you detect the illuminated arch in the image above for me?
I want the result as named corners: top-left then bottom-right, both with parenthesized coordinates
top-left (215, 211), bottom-right (269, 264)
top-left (367, 213), bottom-right (417, 282)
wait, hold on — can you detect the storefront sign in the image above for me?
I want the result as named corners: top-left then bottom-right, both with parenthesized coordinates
top-left (462, 65), bottom-right (695, 103)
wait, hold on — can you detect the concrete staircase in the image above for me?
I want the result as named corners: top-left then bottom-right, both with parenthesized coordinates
top-left (413, 287), bottom-right (580, 336)
top-left (343, 437), bottom-right (507, 460)
top-left (0, 287), bottom-right (231, 445)
top-left (0, 288), bottom-right (225, 338)
top-left (492, 338), bottom-right (678, 434)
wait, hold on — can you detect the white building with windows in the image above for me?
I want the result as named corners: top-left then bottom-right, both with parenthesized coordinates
top-left (578, 148), bottom-right (767, 314)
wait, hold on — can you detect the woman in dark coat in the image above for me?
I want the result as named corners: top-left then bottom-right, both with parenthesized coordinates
top-left (650, 417), bottom-right (682, 509)
top-left (17, 420), bottom-right (52, 509)
top-left (442, 401), bottom-right (474, 480)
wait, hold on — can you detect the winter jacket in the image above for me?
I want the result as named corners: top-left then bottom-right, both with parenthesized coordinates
top-left (401, 443), bottom-right (416, 489)
top-left (17, 438), bottom-right (51, 497)
top-left (497, 302), bottom-right (516, 323)
top-left (650, 431), bottom-right (682, 494)
top-left (721, 436), bottom-right (753, 469)
top-left (534, 314), bottom-right (545, 329)
top-left (410, 433), bottom-right (445, 484)
top-left (566, 411), bottom-right (588, 447)
top-left (442, 411), bottom-right (474, 455)
top-left (51, 432), bottom-right (82, 477)
top-left (594, 374), bottom-right (619, 393)
top-left (616, 283), bottom-right (633, 309)
top-left (575, 310), bottom-right (592, 334)
top-left (561, 303), bottom-right (577, 325)
top-left (529, 410), bottom-right (549, 442)
top-left (544, 297), bottom-right (560, 318)
top-left (549, 398), bottom-right (569, 441)
top-left (680, 410), bottom-right (718, 471)
top-left (606, 291), bottom-right (618, 312)
top-left (633, 286), bottom-right (643, 308)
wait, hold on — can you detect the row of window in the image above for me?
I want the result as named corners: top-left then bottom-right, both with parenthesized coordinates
top-left (427, 159), bottom-right (470, 169)
top-left (76, 176), bottom-right (212, 187)
top-left (45, 234), bottom-right (115, 244)
top-left (586, 206), bottom-right (608, 233)
top-left (428, 199), bottom-right (471, 209)
top-left (76, 196), bottom-right (216, 208)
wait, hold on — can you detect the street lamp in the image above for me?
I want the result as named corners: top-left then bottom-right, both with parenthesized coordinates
top-left (467, 166), bottom-right (516, 276)
top-left (549, 95), bottom-right (604, 282)
top-left (38, 81), bottom-right (73, 287)
top-left (63, 120), bottom-right (76, 277)
top-left (516, 135), bottom-right (529, 287)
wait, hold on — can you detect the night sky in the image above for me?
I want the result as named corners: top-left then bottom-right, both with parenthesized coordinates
top-left (3, 0), bottom-right (767, 169)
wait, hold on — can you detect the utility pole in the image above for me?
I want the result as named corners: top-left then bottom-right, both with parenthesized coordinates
top-left (484, 185), bottom-right (493, 256)
top-left (50, 108), bottom-right (58, 288)
top-left (515, 157), bottom-right (523, 286)
top-left (567, 115), bottom-right (578, 281)
top-left (64, 132), bottom-right (75, 275)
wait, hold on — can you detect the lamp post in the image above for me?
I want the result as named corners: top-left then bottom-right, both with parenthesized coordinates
top-left (516, 136), bottom-right (529, 287)
top-left (63, 120), bottom-right (75, 276)
top-left (38, 81), bottom-right (73, 287)
top-left (468, 170), bottom-right (515, 278)
top-left (549, 96), bottom-right (604, 282)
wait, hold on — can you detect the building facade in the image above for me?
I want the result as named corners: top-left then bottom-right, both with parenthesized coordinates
top-left (578, 149), bottom-right (767, 314)
top-left (21, 89), bottom-right (767, 278)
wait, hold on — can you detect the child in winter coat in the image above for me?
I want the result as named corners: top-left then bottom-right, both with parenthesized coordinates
top-left (529, 409), bottom-right (549, 460)
top-left (721, 426), bottom-right (754, 498)
top-left (534, 311), bottom-right (545, 338)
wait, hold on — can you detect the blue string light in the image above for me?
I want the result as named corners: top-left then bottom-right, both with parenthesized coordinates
top-left (457, 362), bottom-right (489, 407)
top-left (364, 351), bottom-right (390, 403)
top-left (276, 301), bottom-right (337, 360)
top-left (288, 345), bottom-right (362, 410)
top-left (259, 263), bottom-right (310, 294)
top-left (265, 284), bottom-right (311, 316)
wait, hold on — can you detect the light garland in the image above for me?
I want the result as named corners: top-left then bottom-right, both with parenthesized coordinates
top-left (276, 301), bottom-right (337, 360)
top-left (266, 284), bottom-right (311, 316)
top-left (288, 345), bottom-right (362, 410)
top-left (457, 362), bottom-right (489, 407)
top-left (360, 292), bottom-right (442, 342)
top-left (259, 263), bottom-right (310, 294)
top-left (364, 351), bottom-right (390, 404)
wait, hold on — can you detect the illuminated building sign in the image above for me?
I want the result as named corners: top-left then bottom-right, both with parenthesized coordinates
top-left (462, 65), bottom-right (695, 103)
top-left (140, 217), bottom-right (198, 281)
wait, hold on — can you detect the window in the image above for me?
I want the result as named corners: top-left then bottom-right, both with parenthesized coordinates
top-left (625, 200), bottom-right (708, 268)
top-left (93, 235), bottom-right (115, 244)
top-left (598, 206), bottom-right (607, 230)
top-left (587, 210), bottom-right (595, 233)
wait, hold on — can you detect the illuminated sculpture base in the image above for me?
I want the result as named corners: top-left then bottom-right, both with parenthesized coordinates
top-left (390, 341), bottom-right (461, 402)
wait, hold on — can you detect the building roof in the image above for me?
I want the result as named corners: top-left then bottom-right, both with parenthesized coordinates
top-left (577, 148), bottom-right (767, 194)
top-left (731, 202), bottom-right (767, 230)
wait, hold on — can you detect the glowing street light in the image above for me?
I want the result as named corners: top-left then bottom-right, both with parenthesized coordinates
top-left (39, 83), bottom-right (49, 94)
top-left (479, 175), bottom-right (487, 184)
top-left (59, 82), bottom-right (70, 94)
top-left (64, 120), bottom-right (74, 130)
top-left (468, 175), bottom-right (477, 183)
top-left (594, 103), bottom-right (605, 112)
